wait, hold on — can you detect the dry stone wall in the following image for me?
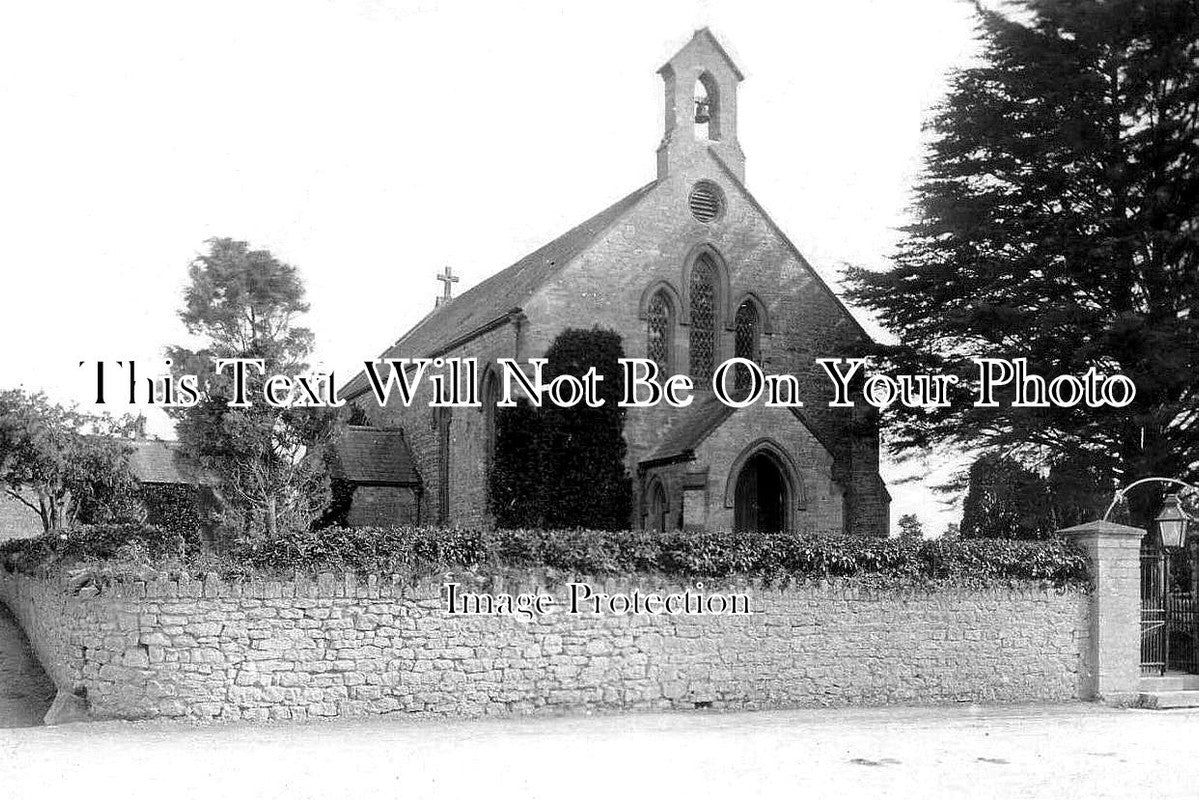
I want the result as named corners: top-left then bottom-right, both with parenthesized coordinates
top-left (0, 569), bottom-right (1090, 722)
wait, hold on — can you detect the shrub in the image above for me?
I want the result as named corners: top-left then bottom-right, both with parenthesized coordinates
top-left (139, 484), bottom-right (204, 535)
top-left (0, 523), bottom-right (204, 576)
top-left (489, 328), bottom-right (632, 530)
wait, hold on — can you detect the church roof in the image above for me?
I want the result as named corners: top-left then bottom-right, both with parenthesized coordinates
top-left (330, 427), bottom-right (420, 486)
top-left (342, 180), bottom-right (657, 400)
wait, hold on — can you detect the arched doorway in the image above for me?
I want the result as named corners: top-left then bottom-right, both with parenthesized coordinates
top-left (734, 452), bottom-right (787, 533)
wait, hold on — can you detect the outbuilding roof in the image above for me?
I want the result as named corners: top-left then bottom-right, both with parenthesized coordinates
top-left (128, 440), bottom-right (214, 486)
top-left (330, 427), bottom-right (420, 486)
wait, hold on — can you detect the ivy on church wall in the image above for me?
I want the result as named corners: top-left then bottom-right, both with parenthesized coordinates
top-left (489, 328), bottom-right (633, 531)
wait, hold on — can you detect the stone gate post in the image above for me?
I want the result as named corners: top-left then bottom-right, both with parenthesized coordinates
top-left (1059, 520), bottom-right (1146, 702)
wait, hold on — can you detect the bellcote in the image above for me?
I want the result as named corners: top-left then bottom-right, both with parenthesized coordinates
top-left (657, 28), bottom-right (746, 182)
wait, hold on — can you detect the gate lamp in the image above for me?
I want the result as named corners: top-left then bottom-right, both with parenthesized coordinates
top-left (1155, 494), bottom-right (1191, 549)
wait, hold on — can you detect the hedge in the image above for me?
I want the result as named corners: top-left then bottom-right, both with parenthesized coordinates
top-left (0, 524), bottom-right (202, 571)
top-left (0, 524), bottom-right (1090, 588)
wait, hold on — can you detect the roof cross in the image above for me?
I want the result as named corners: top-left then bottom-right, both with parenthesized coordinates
top-left (436, 266), bottom-right (459, 305)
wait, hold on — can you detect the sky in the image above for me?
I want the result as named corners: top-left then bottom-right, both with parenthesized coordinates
top-left (0, 0), bottom-right (981, 535)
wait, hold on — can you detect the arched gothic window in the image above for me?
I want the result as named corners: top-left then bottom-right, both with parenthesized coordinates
top-left (734, 300), bottom-right (760, 393)
top-left (481, 369), bottom-right (499, 465)
top-left (646, 290), bottom-right (674, 374)
top-left (689, 255), bottom-right (717, 382)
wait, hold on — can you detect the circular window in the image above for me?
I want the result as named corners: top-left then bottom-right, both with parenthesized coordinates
top-left (688, 181), bottom-right (724, 223)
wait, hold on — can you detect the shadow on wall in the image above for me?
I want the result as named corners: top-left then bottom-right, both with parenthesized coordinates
top-left (0, 601), bottom-right (54, 728)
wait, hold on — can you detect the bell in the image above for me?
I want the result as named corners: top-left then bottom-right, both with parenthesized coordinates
top-left (694, 99), bottom-right (711, 124)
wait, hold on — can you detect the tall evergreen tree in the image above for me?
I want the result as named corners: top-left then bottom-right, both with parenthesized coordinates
top-left (168, 238), bottom-right (338, 537)
top-left (488, 328), bottom-right (632, 530)
top-left (489, 399), bottom-right (546, 529)
top-left (540, 328), bottom-right (632, 530)
top-left (847, 0), bottom-right (1199, 526)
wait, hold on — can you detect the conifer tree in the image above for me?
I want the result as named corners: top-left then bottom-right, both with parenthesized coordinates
top-left (847, 0), bottom-right (1199, 524)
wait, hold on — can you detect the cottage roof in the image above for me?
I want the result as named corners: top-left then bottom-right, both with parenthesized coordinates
top-left (128, 440), bottom-right (214, 486)
top-left (330, 427), bottom-right (420, 486)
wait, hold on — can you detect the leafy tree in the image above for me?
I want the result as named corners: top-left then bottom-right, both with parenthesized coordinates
top-left (488, 328), bottom-right (632, 530)
top-left (897, 513), bottom-right (925, 541)
top-left (960, 453), bottom-right (1057, 539)
top-left (1046, 452), bottom-right (1112, 527)
top-left (168, 238), bottom-right (338, 538)
top-left (0, 390), bottom-right (144, 532)
top-left (846, 0), bottom-right (1199, 527)
top-left (941, 522), bottom-right (962, 541)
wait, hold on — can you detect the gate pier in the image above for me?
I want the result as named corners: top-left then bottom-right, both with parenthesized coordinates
top-left (1059, 520), bottom-right (1145, 703)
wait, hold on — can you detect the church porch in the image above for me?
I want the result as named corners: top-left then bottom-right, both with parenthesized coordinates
top-left (637, 399), bottom-right (845, 536)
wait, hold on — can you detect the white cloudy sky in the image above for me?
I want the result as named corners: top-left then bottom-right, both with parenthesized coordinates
top-left (0, 0), bottom-right (981, 534)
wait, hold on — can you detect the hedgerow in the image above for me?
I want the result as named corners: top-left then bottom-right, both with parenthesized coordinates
top-left (0, 524), bottom-right (1090, 588)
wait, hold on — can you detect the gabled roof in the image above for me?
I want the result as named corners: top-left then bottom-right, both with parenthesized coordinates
top-left (642, 394), bottom-right (734, 466)
top-left (128, 440), bottom-right (214, 486)
top-left (330, 427), bottom-right (420, 486)
top-left (342, 181), bottom-right (657, 400)
top-left (659, 27), bottom-right (745, 82)
top-left (643, 394), bottom-right (842, 468)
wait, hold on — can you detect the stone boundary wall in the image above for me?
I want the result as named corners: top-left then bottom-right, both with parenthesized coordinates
top-left (0, 569), bottom-right (1091, 722)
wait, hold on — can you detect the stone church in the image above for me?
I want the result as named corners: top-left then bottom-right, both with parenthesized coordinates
top-left (339, 29), bottom-right (890, 537)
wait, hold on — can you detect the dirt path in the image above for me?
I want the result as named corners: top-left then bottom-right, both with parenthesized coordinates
top-left (0, 602), bottom-right (53, 728)
top-left (2, 703), bottom-right (1198, 798)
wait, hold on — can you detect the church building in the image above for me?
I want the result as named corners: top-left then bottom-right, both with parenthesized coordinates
top-left (339, 29), bottom-right (890, 537)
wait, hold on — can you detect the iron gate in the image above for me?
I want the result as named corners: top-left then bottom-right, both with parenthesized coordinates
top-left (1141, 540), bottom-right (1199, 675)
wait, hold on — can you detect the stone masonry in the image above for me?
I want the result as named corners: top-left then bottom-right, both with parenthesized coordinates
top-left (1, 569), bottom-right (1090, 722)
top-left (1060, 520), bottom-right (1145, 702)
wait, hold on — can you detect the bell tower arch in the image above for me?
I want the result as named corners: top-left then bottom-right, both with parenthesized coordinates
top-left (657, 28), bottom-right (746, 181)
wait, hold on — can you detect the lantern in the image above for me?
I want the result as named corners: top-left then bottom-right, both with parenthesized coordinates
top-left (1155, 493), bottom-right (1191, 549)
